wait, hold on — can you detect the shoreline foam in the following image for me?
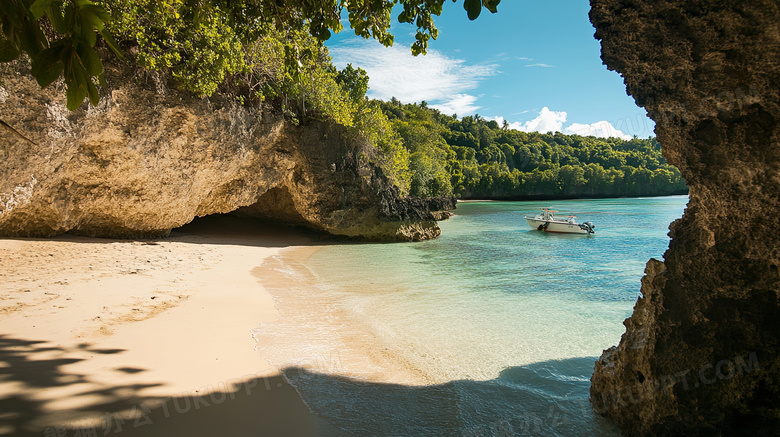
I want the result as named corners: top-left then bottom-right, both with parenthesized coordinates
top-left (251, 245), bottom-right (435, 388)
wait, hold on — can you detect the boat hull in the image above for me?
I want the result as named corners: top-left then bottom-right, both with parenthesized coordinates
top-left (524, 218), bottom-right (591, 234)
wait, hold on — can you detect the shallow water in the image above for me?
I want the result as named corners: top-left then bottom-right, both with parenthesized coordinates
top-left (252, 196), bottom-right (688, 436)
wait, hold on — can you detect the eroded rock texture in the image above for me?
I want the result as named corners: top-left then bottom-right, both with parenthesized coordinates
top-left (0, 62), bottom-right (444, 241)
top-left (590, 0), bottom-right (779, 435)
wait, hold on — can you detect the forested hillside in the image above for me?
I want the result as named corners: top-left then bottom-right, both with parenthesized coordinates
top-left (1, 1), bottom-right (685, 201)
top-left (378, 100), bottom-right (688, 199)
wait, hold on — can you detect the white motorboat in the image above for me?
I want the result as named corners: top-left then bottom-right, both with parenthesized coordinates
top-left (524, 208), bottom-right (595, 234)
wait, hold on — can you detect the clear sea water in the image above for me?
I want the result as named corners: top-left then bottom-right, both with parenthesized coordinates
top-left (252, 196), bottom-right (688, 436)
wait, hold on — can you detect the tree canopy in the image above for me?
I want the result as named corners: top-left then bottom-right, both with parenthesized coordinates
top-left (377, 101), bottom-right (688, 199)
top-left (0, 0), bottom-right (500, 109)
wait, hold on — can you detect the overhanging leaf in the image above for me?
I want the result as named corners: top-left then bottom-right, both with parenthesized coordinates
top-left (77, 44), bottom-right (102, 76)
top-left (483, 0), bottom-right (500, 14)
top-left (65, 80), bottom-right (87, 110)
top-left (47, 4), bottom-right (67, 33)
top-left (64, 51), bottom-right (90, 110)
top-left (98, 29), bottom-right (122, 58)
top-left (79, 18), bottom-right (98, 47)
top-left (78, 5), bottom-right (108, 41)
top-left (30, 0), bottom-right (55, 20)
top-left (464, 0), bottom-right (481, 20)
top-left (1, 16), bottom-right (14, 40)
top-left (0, 38), bottom-right (20, 62)
top-left (80, 4), bottom-right (110, 24)
top-left (317, 27), bottom-right (331, 41)
top-left (86, 78), bottom-right (99, 106)
top-left (18, 20), bottom-right (45, 56)
top-left (0, 0), bottom-right (22, 22)
top-left (33, 60), bottom-right (64, 88)
top-left (31, 45), bottom-right (66, 87)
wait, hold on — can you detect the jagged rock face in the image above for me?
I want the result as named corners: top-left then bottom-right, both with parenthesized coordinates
top-left (589, 0), bottom-right (780, 435)
top-left (0, 63), bottom-right (443, 241)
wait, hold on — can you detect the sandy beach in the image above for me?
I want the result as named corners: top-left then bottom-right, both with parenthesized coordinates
top-left (0, 216), bottom-right (322, 436)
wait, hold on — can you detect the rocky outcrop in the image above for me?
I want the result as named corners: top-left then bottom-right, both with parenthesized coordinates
top-left (0, 62), bottom-right (447, 241)
top-left (589, 0), bottom-right (780, 435)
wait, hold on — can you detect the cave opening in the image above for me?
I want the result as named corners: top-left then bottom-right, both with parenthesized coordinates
top-left (230, 186), bottom-right (312, 228)
top-left (173, 187), bottom-right (319, 240)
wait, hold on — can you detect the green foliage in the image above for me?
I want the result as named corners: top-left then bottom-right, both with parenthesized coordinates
top-left (0, 0), bottom-right (121, 109)
top-left (355, 102), bottom-right (411, 193)
top-left (383, 101), bottom-right (454, 196)
top-left (242, 30), bottom-right (412, 192)
top-left (101, 0), bottom-right (246, 96)
top-left (4, 0), bottom-right (500, 109)
top-left (377, 101), bottom-right (689, 199)
top-left (246, 29), bottom-right (365, 127)
top-left (335, 63), bottom-right (369, 103)
top-left (464, 0), bottom-right (499, 20)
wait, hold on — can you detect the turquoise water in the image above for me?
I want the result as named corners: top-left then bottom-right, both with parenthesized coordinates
top-left (252, 196), bottom-right (688, 436)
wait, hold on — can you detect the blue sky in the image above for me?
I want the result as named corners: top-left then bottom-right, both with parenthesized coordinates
top-left (325, 0), bottom-right (655, 139)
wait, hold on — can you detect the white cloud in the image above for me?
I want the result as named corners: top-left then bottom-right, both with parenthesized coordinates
top-left (430, 94), bottom-right (482, 117)
top-left (492, 107), bottom-right (567, 133)
top-left (564, 121), bottom-right (632, 140)
top-left (523, 107), bottom-right (568, 132)
top-left (493, 109), bottom-right (633, 140)
top-left (491, 116), bottom-right (524, 131)
top-left (525, 63), bottom-right (554, 68)
top-left (328, 40), bottom-right (497, 114)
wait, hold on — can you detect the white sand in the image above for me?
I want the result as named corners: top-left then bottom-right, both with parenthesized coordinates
top-left (0, 217), bottom-right (321, 436)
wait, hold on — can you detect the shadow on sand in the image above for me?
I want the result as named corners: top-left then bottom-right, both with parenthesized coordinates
top-left (0, 334), bottom-right (317, 437)
top-left (0, 334), bottom-right (620, 437)
top-left (1, 215), bottom-right (332, 250)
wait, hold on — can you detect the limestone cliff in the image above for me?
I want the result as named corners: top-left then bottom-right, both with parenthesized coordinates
top-left (0, 61), bottom-right (446, 241)
top-left (589, 0), bottom-right (780, 435)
